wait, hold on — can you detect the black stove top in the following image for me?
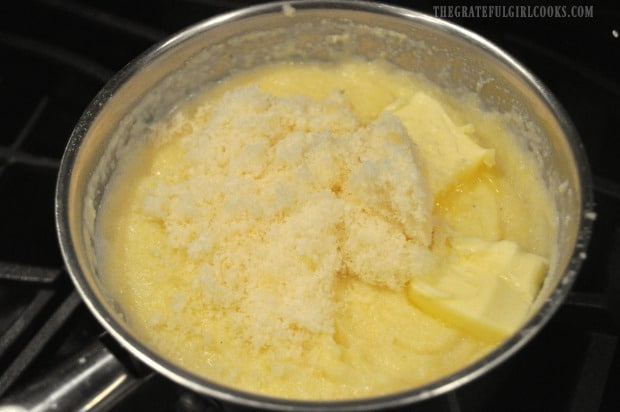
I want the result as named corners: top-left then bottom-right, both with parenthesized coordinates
top-left (1, 1), bottom-right (619, 411)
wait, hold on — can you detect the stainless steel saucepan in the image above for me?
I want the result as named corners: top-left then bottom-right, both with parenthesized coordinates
top-left (1, 1), bottom-right (594, 411)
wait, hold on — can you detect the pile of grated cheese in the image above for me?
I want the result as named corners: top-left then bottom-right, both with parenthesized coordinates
top-left (141, 87), bottom-right (435, 350)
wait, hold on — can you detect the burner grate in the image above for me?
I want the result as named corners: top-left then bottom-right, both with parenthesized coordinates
top-left (570, 332), bottom-right (618, 412)
top-left (0, 287), bottom-right (77, 398)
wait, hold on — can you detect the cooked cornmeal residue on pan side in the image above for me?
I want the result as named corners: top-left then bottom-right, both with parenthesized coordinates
top-left (96, 60), bottom-right (557, 399)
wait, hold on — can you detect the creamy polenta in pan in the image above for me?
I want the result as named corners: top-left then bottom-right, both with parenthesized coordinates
top-left (96, 60), bottom-right (556, 399)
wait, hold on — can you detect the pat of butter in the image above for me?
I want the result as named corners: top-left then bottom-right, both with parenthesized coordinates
top-left (390, 92), bottom-right (496, 196)
top-left (407, 236), bottom-right (548, 341)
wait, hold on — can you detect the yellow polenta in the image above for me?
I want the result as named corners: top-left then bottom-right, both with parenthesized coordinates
top-left (96, 60), bottom-right (557, 399)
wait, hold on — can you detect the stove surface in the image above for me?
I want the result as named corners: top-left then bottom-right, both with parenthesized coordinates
top-left (1, 1), bottom-right (619, 411)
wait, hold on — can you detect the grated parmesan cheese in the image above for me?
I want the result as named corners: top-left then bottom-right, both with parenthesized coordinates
top-left (141, 87), bottom-right (433, 349)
